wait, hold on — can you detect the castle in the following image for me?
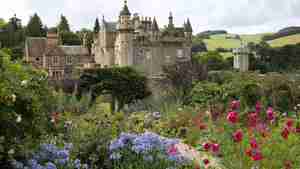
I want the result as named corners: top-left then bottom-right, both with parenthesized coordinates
top-left (93, 0), bottom-right (193, 75)
top-left (25, 0), bottom-right (193, 80)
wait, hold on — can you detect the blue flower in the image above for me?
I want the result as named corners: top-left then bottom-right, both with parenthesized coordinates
top-left (73, 159), bottom-right (81, 169)
top-left (45, 162), bottom-right (57, 169)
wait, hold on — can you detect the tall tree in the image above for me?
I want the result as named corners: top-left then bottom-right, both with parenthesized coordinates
top-left (26, 13), bottom-right (44, 37)
top-left (57, 15), bottom-right (70, 32)
top-left (93, 18), bottom-right (100, 34)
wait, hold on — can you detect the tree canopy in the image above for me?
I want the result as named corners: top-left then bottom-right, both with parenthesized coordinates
top-left (26, 13), bottom-right (45, 37)
top-left (79, 67), bottom-right (151, 112)
top-left (57, 15), bottom-right (70, 32)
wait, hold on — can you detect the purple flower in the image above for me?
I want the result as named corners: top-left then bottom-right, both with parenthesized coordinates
top-left (73, 159), bottom-right (81, 169)
top-left (46, 162), bottom-right (57, 169)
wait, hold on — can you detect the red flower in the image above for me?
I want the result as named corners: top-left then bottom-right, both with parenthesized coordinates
top-left (203, 159), bottom-right (210, 165)
top-left (255, 101), bottom-right (262, 113)
top-left (233, 129), bottom-right (243, 143)
top-left (296, 126), bottom-right (300, 133)
top-left (211, 143), bottom-right (220, 153)
top-left (245, 148), bottom-right (252, 157)
top-left (250, 138), bottom-right (258, 149)
top-left (202, 143), bottom-right (211, 151)
top-left (251, 150), bottom-right (263, 161)
top-left (230, 100), bottom-right (240, 110)
top-left (167, 145), bottom-right (178, 156)
top-left (227, 111), bottom-right (239, 124)
top-left (281, 127), bottom-right (290, 140)
top-left (286, 119), bottom-right (294, 128)
top-left (266, 107), bottom-right (275, 121)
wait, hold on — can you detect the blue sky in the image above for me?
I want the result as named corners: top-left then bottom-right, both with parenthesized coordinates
top-left (1, 0), bottom-right (300, 34)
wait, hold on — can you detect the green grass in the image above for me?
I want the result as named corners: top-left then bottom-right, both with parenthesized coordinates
top-left (269, 34), bottom-right (300, 47)
top-left (203, 33), bottom-right (268, 51)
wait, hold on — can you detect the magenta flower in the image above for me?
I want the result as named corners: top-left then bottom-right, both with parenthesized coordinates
top-left (227, 111), bottom-right (239, 124)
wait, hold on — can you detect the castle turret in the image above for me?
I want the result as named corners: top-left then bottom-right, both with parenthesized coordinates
top-left (151, 17), bottom-right (159, 41)
top-left (184, 18), bottom-right (193, 41)
top-left (115, 0), bottom-right (134, 66)
top-left (118, 0), bottom-right (132, 30)
top-left (168, 12), bottom-right (174, 28)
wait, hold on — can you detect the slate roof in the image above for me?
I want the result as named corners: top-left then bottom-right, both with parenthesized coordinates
top-left (104, 22), bottom-right (117, 32)
top-left (120, 1), bottom-right (131, 16)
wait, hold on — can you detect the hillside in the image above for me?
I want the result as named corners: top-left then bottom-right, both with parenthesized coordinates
top-left (269, 34), bottom-right (300, 47)
top-left (203, 33), bottom-right (268, 51)
top-left (203, 32), bottom-right (300, 51)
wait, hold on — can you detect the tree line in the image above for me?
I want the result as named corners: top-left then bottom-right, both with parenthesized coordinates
top-left (0, 13), bottom-right (101, 60)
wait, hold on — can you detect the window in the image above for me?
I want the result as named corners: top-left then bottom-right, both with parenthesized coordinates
top-left (177, 49), bottom-right (183, 58)
top-left (52, 56), bottom-right (59, 66)
top-left (52, 71), bottom-right (62, 80)
top-left (165, 55), bottom-right (171, 63)
top-left (66, 56), bottom-right (72, 65)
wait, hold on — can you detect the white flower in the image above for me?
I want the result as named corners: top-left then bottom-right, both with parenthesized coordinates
top-left (11, 94), bottom-right (16, 102)
top-left (21, 80), bottom-right (28, 86)
top-left (50, 118), bottom-right (55, 123)
top-left (16, 115), bottom-right (22, 123)
top-left (178, 108), bottom-right (183, 111)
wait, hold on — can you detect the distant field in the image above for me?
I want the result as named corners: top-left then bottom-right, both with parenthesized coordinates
top-left (204, 33), bottom-right (268, 51)
top-left (269, 34), bottom-right (300, 47)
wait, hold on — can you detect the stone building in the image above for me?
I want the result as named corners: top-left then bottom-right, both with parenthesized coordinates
top-left (25, 31), bottom-right (94, 80)
top-left (233, 42), bottom-right (250, 72)
top-left (25, 0), bottom-right (193, 80)
top-left (93, 0), bottom-right (193, 75)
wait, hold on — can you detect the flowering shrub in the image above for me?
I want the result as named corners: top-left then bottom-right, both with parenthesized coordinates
top-left (197, 100), bottom-right (300, 169)
top-left (109, 132), bottom-right (193, 169)
top-left (11, 143), bottom-right (88, 169)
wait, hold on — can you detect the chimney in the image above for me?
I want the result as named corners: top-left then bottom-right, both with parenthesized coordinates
top-left (47, 31), bottom-right (59, 47)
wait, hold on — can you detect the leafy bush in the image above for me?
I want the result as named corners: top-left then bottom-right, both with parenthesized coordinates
top-left (0, 50), bottom-right (55, 166)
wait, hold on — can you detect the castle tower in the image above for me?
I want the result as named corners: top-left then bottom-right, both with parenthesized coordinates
top-left (115, 0), bottom-right (134, 66)
top-left (168, 12), bottom-right (174, 28)
top-left (151, 17), bottom-right (159, 41)
top-left (184, 18), bottom-right (193, 42)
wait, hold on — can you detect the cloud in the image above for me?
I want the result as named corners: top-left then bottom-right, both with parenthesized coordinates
top-left (0, 0), bottom-right (299, 34)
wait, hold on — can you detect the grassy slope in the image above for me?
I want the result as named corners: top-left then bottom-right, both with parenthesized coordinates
top-left (269, 34), bottom-right (300, 47)
top-left (203, 33), bottom-right (268, 51)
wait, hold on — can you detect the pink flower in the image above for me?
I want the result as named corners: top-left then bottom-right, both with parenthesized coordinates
top-left (250, 138), bottom-right (258, 149)
top-left (251, 150), bottom-right (263, 161)
top-left (286, 119), bottom-right (294, 128)
top-left (281, 127), bottom-right (290, 140)
top-left (211, 143), bottom-right (220, 153)
top-left (232, 129), bottom-right (243, 143)
top-left (167, 145), bottom-right (178, 156)
top-left (202, 143), bottom-right (211, 151)
top-left (230, 100), bottom-right (240, 110)
top-left (203, 159), bottom-right (210, 165)
top-left (266, 107), bottom-right (275, 121)
top-left (255, 101), bottom-right (262, 113)
top-left (227, 111), bottom-right (239, 124)
top-left (248, 112), bottom-right (258, 127)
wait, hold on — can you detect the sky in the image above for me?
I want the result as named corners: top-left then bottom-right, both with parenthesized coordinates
top-left (0, 0), bottom-right (299, 34)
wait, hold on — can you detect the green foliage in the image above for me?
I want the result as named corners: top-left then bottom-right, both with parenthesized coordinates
top-left (80, 67), bottom-right (151, 112)
top-left (58, 15), bottom-right (71, 33)
top-left (0, 18), bottom-right (6, 28)
top-left (26, 13), bottom-right (45, 37)
top-left (60, 31), bottom-right (81, 45)
top-left (0, 49), bottom-right (55, 164)
top-left (77, 28), bottom-right (93, 52)
top-left (194, 51), bottom-right (230, 71)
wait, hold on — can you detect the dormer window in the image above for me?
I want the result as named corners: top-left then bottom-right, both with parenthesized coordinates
top-left (52, 56), bottom-right (59, 66)
top-left (66, 56), bottom-right (73, 65)
top-left (177, 49), bottom-right (183, 58)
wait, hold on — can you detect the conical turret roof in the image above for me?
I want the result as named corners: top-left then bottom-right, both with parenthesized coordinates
top-left (151, 17), bottom-right (159, 31)
top-left (184, 18), bottom-right (193, 32)
top-left (120, 0), bottom-right (131, 16)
